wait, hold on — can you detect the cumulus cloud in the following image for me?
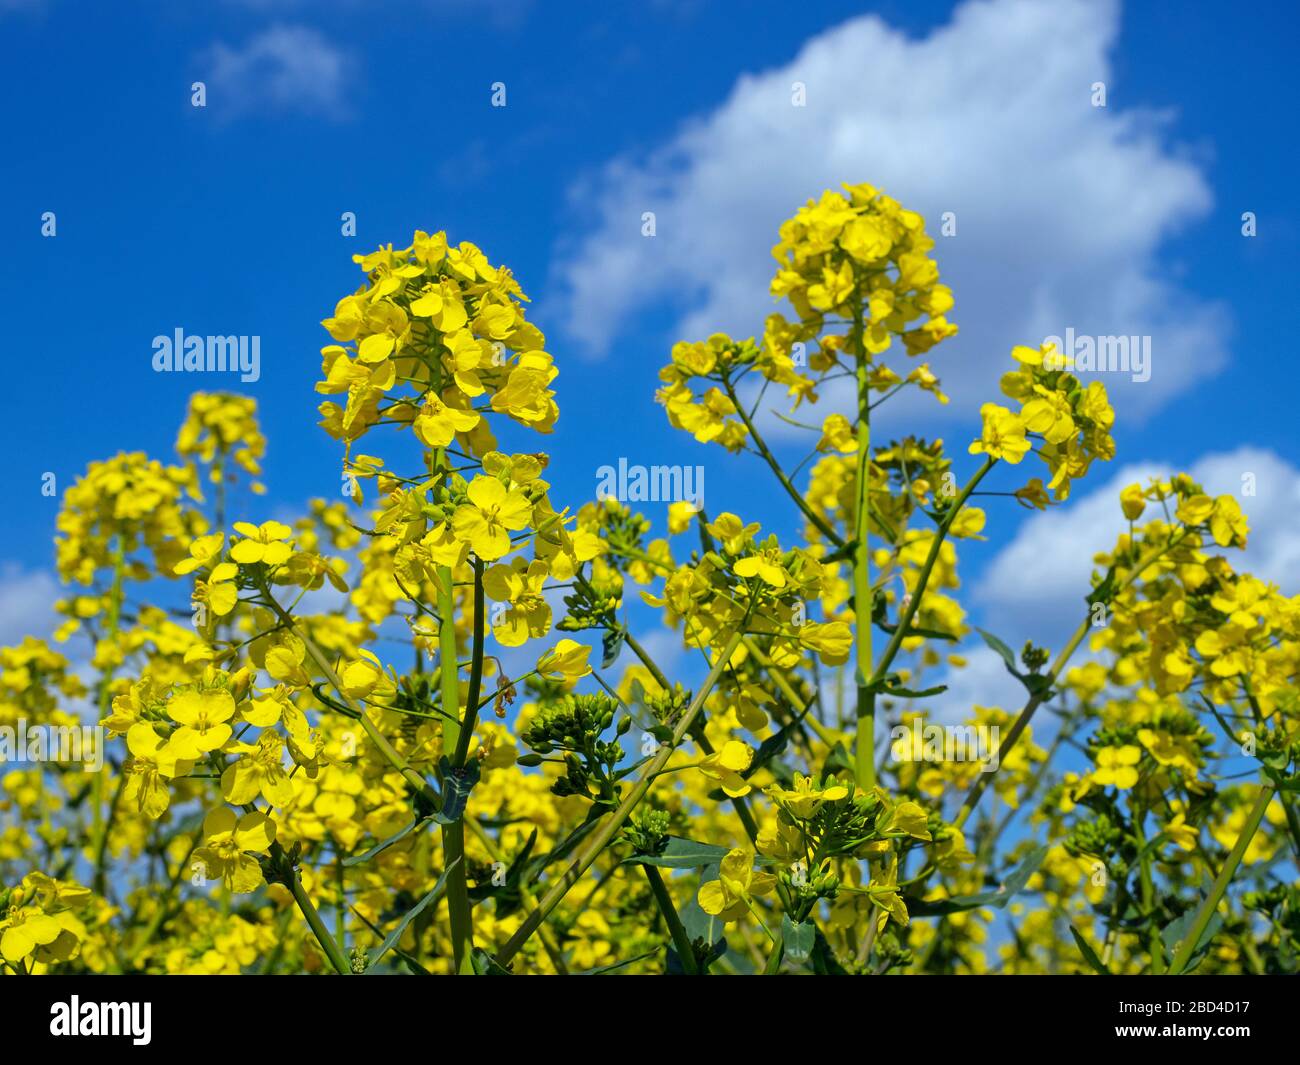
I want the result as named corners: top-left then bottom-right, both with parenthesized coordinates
top-left (976, 447), bottom-right (1300, 646)
top-left (200, 25), bottom-right (354, 121)
top-left (0, 564), bottom-right (60, 646)
top-left (550, 0), bottom-right (1224, 424)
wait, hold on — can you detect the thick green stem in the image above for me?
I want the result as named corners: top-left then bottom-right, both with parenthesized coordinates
top-left (435, 561), bottom-right (475, 974)
top-left (642, 864), bottom-right (698, 974)
top-left (849, 282), bottom-right (876, 791)
top-left (1168, 783), bottom-right (1273, 975)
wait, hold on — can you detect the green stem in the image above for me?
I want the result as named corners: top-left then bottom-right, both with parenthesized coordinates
top-left (450, 558), bottom-right (486, 769)
top-left (723, 376), bottom-right (846, 548)
top-left (851, 348), bottom-right (875, 790)
top-left (1168, 783), bottom-right (1273, 975)
top-left (1135, 817), bottom-right (1164, 973)
top-left (92, 535), bottom-right (127, 894)
top-left (642, 864), bottom-right (698, 974)
top-left (435, 559), bottom-right (475, 975)
top-left (284, 849), bottom-right (352, 975)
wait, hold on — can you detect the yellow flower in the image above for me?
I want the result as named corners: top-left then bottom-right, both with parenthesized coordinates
top-left (1014, 478), bottom-right (1050, 510)
top-left (667, 500), bottom-right (699, 535)
top-left (734, 549), bottom-right (787, 588)
top-left (537, 638), bottom-right (592, 682)
top-left (698, 740), bottom-right (754, 798)
top-left (767, 772), bottom-right (849, 819)
top-left (1092, 745), bottom-right (1141, 789)
top-left (196, 561), bottom-right (240, 617)
top-left (1194, 624), bottom-right (1252, 677)
top-left (882, 799), bottom-right (933, 840)
top-left (968, 403), bottom-right (1030, 464)
top-left (413, 393), bottom-right (480, 449)
top-left (174, 532), bottom-right (226, 576)
top-left (230, 520), bottom-right (294, 565)
top-left (191, 807), bottom-right (276, 893)
top-left (1019, 388), bottom-right (1075, 445)
top-left (409, 281), bottom-right (468, 332)
top-left (1209, 495), bottom-right (1248, 547)
top-left (816, 413), bottom-right (857, 453)
top-left (1175, 493), bottom-right (1214, 525)
top-left (1164, 811), bottom-right (1197, 852)
top-left (705, 512), bottom-right (759, 554)
top-left (221, 732), bottom-right (296, 807)
top-left (1120, 482), bottom-right (1146, 521)
top-left (697, 848), bottom-right (777, 922)
top-left (949, 506), bottom-right (986, 539)
top-left (123, 722), bottom-right (194, 819)
top-left (452, 476), bottom-right (533, 561)
top-left (338, 649), bottom-right (387, 700)
top-left (166, 689), bottom-right (235, 758)
top-left (0, 907), bottom-right (84, 965)
top-left (483, 558), bottom-right (551, 647)
top-left (1077, 381), bottom-right (1114, 429)
top-left (867, 855), bottom-right (909, 932)
top-left (797, 621), bottom-right (852, 666)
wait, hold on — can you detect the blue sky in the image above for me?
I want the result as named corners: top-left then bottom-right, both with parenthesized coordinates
top-left (1, 0), bottom-right (1296, 712)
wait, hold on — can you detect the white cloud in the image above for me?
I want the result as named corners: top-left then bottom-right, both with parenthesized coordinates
top-left (0, 564), bottom-right (60, 646)
top-left (550, 0), bottom-right (1224, 424)
top-left (201, 25), bottom-right (353, 121)
top-left (976, 447), bottom-right (1300, 645)
top-left (926, 644), bottom-right (1033, 725)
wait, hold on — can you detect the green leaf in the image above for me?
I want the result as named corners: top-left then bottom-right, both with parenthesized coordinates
top-left (810, 926), bottom-right (849, 975)
top-left (602, 627), bottom-right (627, 669)
top-left (1069, 925), bottom-right (1111, 975)
top-left (344, 817), bottom-right (430, 867)
top-left (975, 627), bottom-right (1018, 673)
top-left (744, 707), bottom-right (810, 779)
top-left (1162, 907), bottom-right (1223, 974)
top-left (675, 866), bottom-right (728, 973)
top-left (522, 809), bottom-right (603, 886)
top-left (367, 857), bottom-right (461, 971)
top-left (433, 759), bottom-right (481, 825)
top-left (625, 836), bottom-right (731, 868)
top-left (880, 682), bottom-right (948, 699)
top-left (907, 845), bottom-right (1048, 916)
top-left (468, 828), bottom-right (538, 910)
top-left (577, 948), bottom-right (662, 975)
top-left (471, 948), bottom-right (512, 975)
top-left (781, 915), bottom-right (816, 963)
top-left (974, 629), bottom-right (1053, 701)
top-left (825, 742), bottom-right (855, 776)
top-left (1086, 562), bottom-right (1120, 607)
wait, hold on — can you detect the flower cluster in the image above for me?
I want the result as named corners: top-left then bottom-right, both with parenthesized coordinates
top-left (2, 184), bottom-right (1295, 980)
